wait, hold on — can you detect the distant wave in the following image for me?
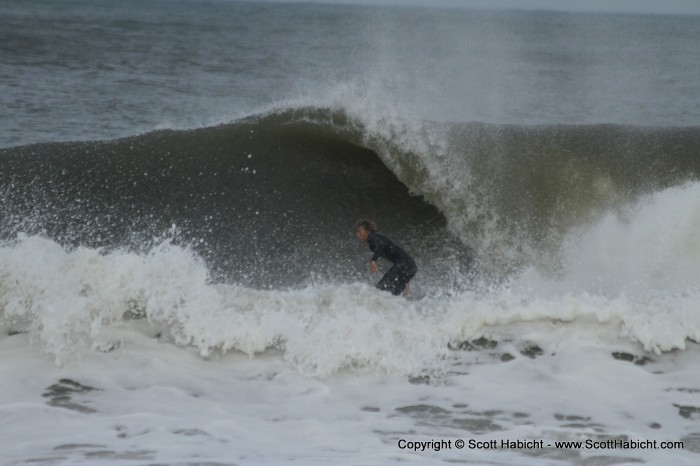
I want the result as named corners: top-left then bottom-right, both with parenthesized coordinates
top-left (1, 107), bottom-right (700, 369)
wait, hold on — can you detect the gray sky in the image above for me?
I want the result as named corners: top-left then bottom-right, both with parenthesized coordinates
top-left (262, 0), bottom-right (700, 16)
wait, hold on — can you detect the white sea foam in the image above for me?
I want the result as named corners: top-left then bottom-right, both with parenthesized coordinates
top-left (1, 183), bottom-right (698, 370)
top-left (1, 183), bottom-right (699, 464)
top-left (514, 181), bottom-right (700, 352)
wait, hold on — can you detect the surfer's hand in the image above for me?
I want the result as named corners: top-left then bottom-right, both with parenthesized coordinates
top-left (369, 261), bottom-right (378, 274)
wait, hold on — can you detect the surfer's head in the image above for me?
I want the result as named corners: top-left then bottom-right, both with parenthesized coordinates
top-left (356, 219), bottom-right (377, 242)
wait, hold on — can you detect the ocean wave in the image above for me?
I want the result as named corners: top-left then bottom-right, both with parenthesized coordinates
top-left (1, 106), bottom-right (699, 285)
top-left (2, 181), bottom-right (699, 374)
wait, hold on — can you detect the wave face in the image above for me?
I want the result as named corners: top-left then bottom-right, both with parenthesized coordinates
top-left (0, 108), bottom-right (463, 288)
top-left (2, 107), bottom-right (699, 285)
top-left (435, 122), bottom-right (700, 271)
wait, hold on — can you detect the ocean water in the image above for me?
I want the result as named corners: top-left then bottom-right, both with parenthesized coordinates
top-left (1, 0), bottom-right (700, 465)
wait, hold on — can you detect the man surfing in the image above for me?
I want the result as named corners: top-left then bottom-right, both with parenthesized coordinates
top-left (356, 219), bottom-right (417, 296)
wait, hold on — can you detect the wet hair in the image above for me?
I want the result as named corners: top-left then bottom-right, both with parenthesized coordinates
top-left (356, 219), bottom-right (378, 233)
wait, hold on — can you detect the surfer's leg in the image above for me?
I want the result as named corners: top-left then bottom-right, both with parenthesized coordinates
top-left (398, 263), bottom-right (418, 295)
top-left (398, 261), bottom-right (417, 296)
top-left (376, 266), bottom-right (403, 295)
top-left (377, 263), bottom-right (416, 296)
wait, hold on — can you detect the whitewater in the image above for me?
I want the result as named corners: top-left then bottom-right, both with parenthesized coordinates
top-left (2, 0), bottom-right (700, 465)
top-left (2, 180), bottom-right (699, 465)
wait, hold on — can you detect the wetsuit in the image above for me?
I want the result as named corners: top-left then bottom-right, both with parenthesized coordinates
top-left (367, 231), bottom-right (417, 295)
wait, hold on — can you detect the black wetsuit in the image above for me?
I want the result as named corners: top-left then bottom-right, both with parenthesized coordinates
top-left (367, 231), bottom-right (417, 295)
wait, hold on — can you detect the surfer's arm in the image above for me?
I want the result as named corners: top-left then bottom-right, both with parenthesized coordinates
top-left (368, 235), bottom-right (384, 263)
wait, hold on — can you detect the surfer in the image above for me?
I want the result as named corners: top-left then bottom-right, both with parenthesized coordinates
top-left (356, 219), bottom-right (417, 296)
